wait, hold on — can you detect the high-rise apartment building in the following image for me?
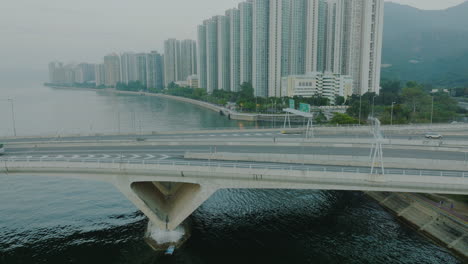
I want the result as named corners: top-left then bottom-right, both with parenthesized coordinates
top-left (95, 64), bottom-right (106, 87)
top-left (164, 39), bottom-right (179, 87)
top-left (217, 15), bottom-right (231, 91)
top-left (337, 0), bottom-right (384, 95)
top-left (325, 0), bottom-right (343, 73)
top-left (164, 38), bottom-right (197, 88)
top-left (197, 22), bottom-right (208, 89)
top-left (206, 18), bottom-right (218, 93)
top-left (239, 0), bottom-right (253, 85)
top-left (104, 54), bottom-right (121, 87)
top-left (252, 0), bottom-right (270, 97)
top-left (306, 0), bottom-right (320, 73)
top-left (196, 0), bottom-right (384, 97)
top-left (316, 0), bottom-right (328, 72)
top-left (268, 0), bottom-right (290, 97)
top-left (120, 52), bottom-right (138, 85)
top-left (191, 41), bottom-right (198, 75)
top-left (228, 8), bottom-right (241, 92)
top-left (180, 40), bottom-right (196, 81)
top-left (48, 61), bottom-right (66, 84)
top-left (135, 53), bottom-right (147, 87)
top-left (146, 51), bottom-right (165, 90)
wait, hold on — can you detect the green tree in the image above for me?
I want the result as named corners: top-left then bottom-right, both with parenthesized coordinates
top-left (329, 113), bottom-right (359, 125)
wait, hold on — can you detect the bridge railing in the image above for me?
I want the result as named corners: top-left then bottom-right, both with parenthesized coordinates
top-left (1, 157), bottom-right (466, 178)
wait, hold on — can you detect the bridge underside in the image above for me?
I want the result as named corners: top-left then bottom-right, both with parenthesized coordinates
top-left (115, 179), bottom-right (217, 230)
top-left (2, 162), bottom-right (468, 232)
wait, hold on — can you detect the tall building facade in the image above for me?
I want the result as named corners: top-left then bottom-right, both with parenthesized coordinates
top-left (196, 0), bottom-right (384, 97)
top-left (252, 0), bottom-right (270, 97)
top-left (268, 0), bottom-right (291, 97)
top-left (146, 51), bottom-right (165, 90)
top-left (217, 15), bottom-right (231, 91)
top-left (180, 39), bottom-right (196, 81)
top-left (306, 0), bottom-right (320, 73)
top-left (95, 64), bottom-right (106, 87)
top-left (197, 22), bottom-right (208, 89)
top-left (228, 8), bottom-right (241, 92)
top-left (104, 54), bottom-right (121, 87)
top-left (337, 0), bottom-right (384, 95)
top-left (239, 0), bottom-right (253, 85)
top-left (135, 53), bottom-right (147, 87)
top-left (206, 18), bottom-right (218, 93)
top-left (164, 38), bottom-right (197, 88)
top-left (120, 52), bottom-right (138, 84)
top-left (164, 39), bottom-right (179, 87)
top-left (191, 41), bottom-right (198, 75)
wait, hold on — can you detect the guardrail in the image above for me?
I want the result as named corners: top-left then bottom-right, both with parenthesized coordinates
top-left (1, 157), bottom-right (466, 178)
top-left (2, 122), bottom-right (467, 140)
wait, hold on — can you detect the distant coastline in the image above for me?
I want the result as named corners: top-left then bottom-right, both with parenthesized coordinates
top-left (43, 84), bottom-right (291, 122)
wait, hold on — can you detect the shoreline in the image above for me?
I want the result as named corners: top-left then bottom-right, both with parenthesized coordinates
top-left (367, 192), bottom-right (468, 260)
top-left (47, 85), bottom-right (300, 122)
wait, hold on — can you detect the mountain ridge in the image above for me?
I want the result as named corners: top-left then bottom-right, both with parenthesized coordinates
top-left (382, 1), bottom-right (468, 87)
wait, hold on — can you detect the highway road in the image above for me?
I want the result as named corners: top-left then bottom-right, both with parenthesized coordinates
top-left (2, 129), bottom-right (468, 143)
top-left (1, 145), bottom-right (465, 179)
top-left (3, 143), bottom-right (468, 162)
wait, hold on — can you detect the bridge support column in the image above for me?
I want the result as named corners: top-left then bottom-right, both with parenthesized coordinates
top-left (113, 177), bottom-right (217, 249)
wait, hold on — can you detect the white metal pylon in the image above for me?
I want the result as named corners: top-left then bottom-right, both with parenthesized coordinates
top-left (369, 118), bottom-right (385, 175)
top-left (305, 116), bottom-right (314, 139)
top-left (283, 112), bottom-right (291, 129)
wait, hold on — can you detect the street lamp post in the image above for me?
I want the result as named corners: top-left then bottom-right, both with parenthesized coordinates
top-left (390, 102), bottom-right (396, 126)
top-left (8, 99), bottom-right (17, 137)
top-left (359, 95), bottom-right (362, 125)
top-left (372, 95), bottom-right (377, 117)
top-left (430, 96), bottom-right (434, 125)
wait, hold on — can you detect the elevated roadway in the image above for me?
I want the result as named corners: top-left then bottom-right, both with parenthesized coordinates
top-left (1, 125), bottom-right (468, 239)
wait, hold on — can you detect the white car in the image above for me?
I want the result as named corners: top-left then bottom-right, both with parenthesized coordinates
top-left (425, 133), bottom-right (443, 139)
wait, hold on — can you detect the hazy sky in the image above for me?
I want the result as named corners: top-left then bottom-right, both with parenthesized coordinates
top-left (1, 0), bottom-right (466, 71)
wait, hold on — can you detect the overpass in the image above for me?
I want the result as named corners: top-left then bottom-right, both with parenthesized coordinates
top-left (1, 124), bottom-right (468, 246)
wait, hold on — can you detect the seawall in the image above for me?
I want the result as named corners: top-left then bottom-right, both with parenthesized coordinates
top-left (367, 192), bottom-right (468, 259)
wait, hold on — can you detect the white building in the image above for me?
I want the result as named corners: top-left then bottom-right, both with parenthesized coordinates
top-left (187, 75), bottom-right (199, 88)
top-left (281, 72), bottom-right (353, 104)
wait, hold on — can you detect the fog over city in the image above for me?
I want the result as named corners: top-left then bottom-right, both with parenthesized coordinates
top-left (1, 0), bottom-right (465, 72)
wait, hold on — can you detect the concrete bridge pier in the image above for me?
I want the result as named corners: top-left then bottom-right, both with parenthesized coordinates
top-left (113, 177), bottom-right (217, 249)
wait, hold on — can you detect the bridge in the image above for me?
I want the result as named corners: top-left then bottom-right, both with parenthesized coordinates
top-left (2, 123), bottom-right (468, 246)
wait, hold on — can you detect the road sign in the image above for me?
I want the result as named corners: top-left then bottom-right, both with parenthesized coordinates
top-left (299, 103), bottom-right (311, 113)
top-left (289, 99), bottom-right (295, 109)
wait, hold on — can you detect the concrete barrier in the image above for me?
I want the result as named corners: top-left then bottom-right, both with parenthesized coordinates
top-left (185, 152), bottom-right (468, 172)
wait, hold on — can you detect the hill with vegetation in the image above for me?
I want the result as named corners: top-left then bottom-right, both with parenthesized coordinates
top-left (382, 1), bottom-right (468, 87)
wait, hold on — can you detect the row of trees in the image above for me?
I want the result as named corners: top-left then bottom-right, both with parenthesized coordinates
top-left (165, 82), bottom-right (334, 113)
top-left (344, 80), bottom-right (465, 125)
top-left (110, 79), bottom-right (466, 125)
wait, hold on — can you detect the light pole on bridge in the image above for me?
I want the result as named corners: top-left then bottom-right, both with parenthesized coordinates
top-left (8, 99), bottom-right (17, 137)
top-left (430, 96), bottom-right (434, 126)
